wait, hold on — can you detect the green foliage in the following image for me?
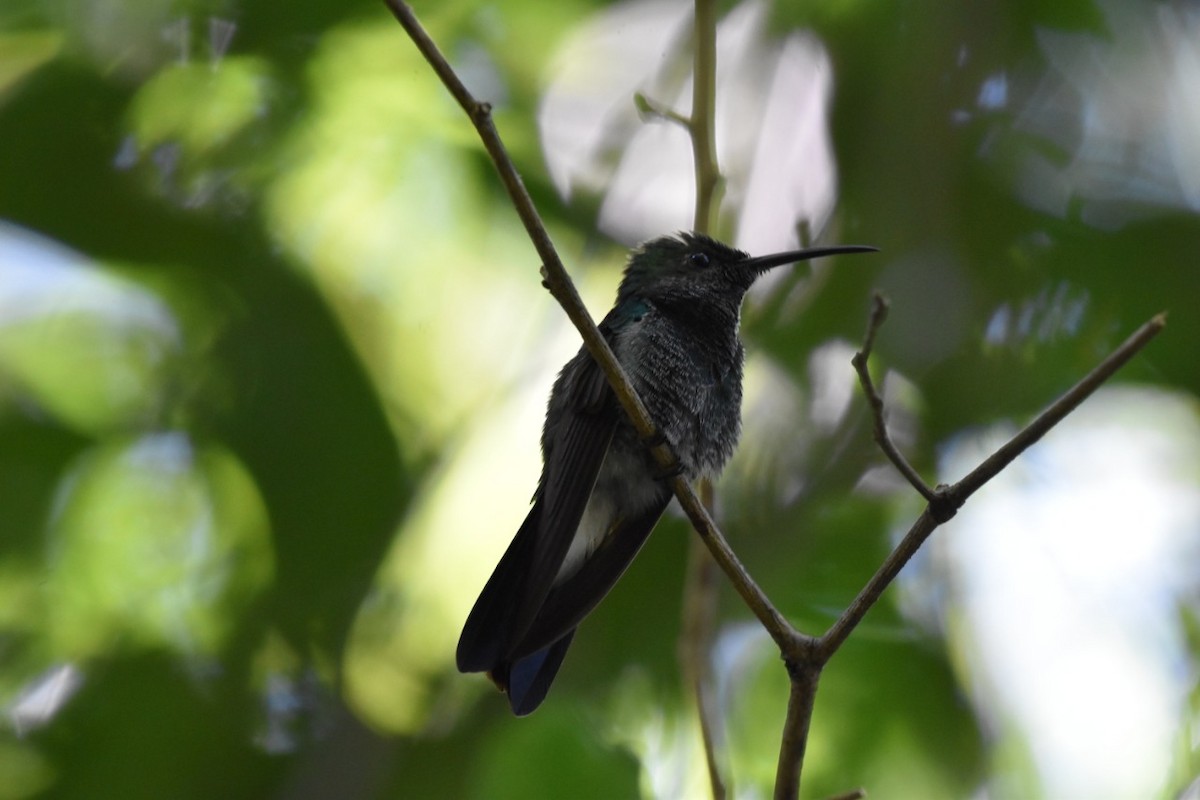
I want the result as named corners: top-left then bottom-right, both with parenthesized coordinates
top-left (1, 0), bottom-right (1197, 798)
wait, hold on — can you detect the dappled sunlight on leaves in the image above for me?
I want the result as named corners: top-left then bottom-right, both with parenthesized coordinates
top-left (342, 311), bottom-right (617, 732)
top-left (906, 386), bottom-right (1200, 798)
top-left (0, 738), bottom-right (53, 799)
top-left (608, 672), bottom-right (710, 799)
top-left (539, 0), bottom-right (843, 252)
top-left (122, 56), bottom-right (275, 208)
top-left (262, 18), bottom-right (568, 444)
top-left (127, 58), bottom-right (271, 155)
top-left (0, 29), bottom-right (62, 100)
top-left (46, 432), bottom-right (273, 659)
top-left (982, 280), bottom-right (1090, 352)
top-left (0, 224), bottom-right (181, 434)
top-left (988, 1), bottom-right (1200, 228)
top-left (470, 702), bottom-right (640, 799)
top-left (720, 626), bottom-right (982, 797)
top-left (0, 0), bottom-right (1198, 795)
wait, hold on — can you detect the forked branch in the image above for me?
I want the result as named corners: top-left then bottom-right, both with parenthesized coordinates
top-left (825, 307), bottom-right (1166, 660)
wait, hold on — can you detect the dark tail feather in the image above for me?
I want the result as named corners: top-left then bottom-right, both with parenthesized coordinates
top-left (502, 630), bottom-right (576, 716)
top-left (456, 504), bottom-right (543, 674)
top-left (511, 493), bottom-right (670, 658)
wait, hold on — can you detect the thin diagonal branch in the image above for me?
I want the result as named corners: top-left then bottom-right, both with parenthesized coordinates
top-left (948, 312), bottom-right (1167, 505)
top-left (819, 510), bottom-right (940, 657)
top-left (673, 477), bottom-right (797, 647)
top-left (383, 1), bottom-right (658, 471)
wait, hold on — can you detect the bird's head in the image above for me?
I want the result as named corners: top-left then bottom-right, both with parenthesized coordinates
top-left (617, 232), bottom-right (876, 304)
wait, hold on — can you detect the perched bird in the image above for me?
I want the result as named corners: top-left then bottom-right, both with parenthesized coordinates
top-left (457, 232), bottom-right (876, 714)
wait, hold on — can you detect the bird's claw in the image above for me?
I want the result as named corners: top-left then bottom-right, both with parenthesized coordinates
top-left (653, 458), bottom-right (685, 481)
top-left (640, 428), bottom-right (668, 448)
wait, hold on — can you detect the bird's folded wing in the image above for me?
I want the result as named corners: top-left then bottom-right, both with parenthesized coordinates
top-left (510, 491), bottom-right (671, 659)
top-left (457, 345), bottom-right (617, 671)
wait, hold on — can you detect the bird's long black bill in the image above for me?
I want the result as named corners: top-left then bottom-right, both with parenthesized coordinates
top-left (740, 244), bottom-right (878, 274)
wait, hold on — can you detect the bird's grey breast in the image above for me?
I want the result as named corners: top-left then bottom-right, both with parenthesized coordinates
top-left (613, 301), bottom-right (744, 479)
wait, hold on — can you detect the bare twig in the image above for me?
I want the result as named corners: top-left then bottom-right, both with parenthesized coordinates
top-left (850, 293), bottom-right (936, 501)
top-left (634, 92), bottom-right (691, 127)
top-left (819, 511), bottom-right (940, 656)
top-left (824, 310), bottom-right (1166, 657)
top-left (948, 312), bottom-right (1167, 505)
top-left (675, 479), bottom-right (797, 646)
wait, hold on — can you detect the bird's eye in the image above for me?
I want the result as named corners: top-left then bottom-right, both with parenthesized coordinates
top-left (688, 252), bottom-right (709, 268)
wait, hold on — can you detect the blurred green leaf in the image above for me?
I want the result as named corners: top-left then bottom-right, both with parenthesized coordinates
top-left (128, 58), bottom-right (272, 156)
top-left (468, 705), bottom-right (640, 800)
top-left (0, 0), bottom-right (1197, 797)
top-left (0, 30), bottom-right (62, 99)
top-left (47, 433), bottom-right (272, 658)
top-left (0, 225), bottom-right (183, 434)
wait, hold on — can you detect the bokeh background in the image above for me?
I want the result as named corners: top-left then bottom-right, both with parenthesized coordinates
top-left (1, 0), bottom-right (1198, 797)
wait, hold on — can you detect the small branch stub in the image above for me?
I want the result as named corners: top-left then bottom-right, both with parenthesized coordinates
top-left (634, 92), bottom-right (691, 127)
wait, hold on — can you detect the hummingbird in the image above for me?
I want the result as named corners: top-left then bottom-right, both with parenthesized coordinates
top-left (456, 232), bottom-right (876, 715)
